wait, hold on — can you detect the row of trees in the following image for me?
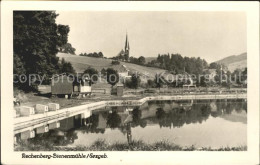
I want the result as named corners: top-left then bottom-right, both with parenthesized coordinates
top-left (113, 53), bottom-right (208, 76)
top-left (147, 53), bottom-right (208, 75)
top-left (83, 67), bottom-right (120, 87)
top-left (79, 52), bottom-right (104, 58)
top-left (128, 56), bottom-right (146, 65)
top-left (110, 55), bottom-right (146, 66)
top-left (13, 11), bottom-right (76, 91)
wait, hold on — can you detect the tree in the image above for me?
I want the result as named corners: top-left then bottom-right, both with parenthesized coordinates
top-left (128, 56), bottom-right (138, 64)
top-left (200, 76), bottom-right (208, 87)
top-left (111, 60), bottom-right (120, 65)
top-left (13, 11), bottom-right (73, 90)
top-left (130, 73), bottom-right (141, 89)
top-left (60, 43), bottom-right (76, 55)
top-left (13, 53), bottom-right (27, 90)
top-left (93, 52), bottom-right (98, 57)
top-left (98, 52), bottom-right (104, 58)
top-left (125, 79), bottom-right (132, 88)
top-left (60, 58), bottom-right (75, 74)
top-left (83, 67), bottom-right (99, 85)
top-left (241, 67), bottom-right (247, 85)
top-left (106, 68), bottom-right (119, 86)
top-left (221, 70), bottom-right (232, 88)
top-left (209, 62), bottom-right (220, 70)
top-left (147, 79), bottom-right (155, 88)
top-left (138, 56), bottom-right (146, 65)
top-left (78, 51), bottom-right (104, 58)
top-left (13, 53), bottom-right (26, 79)
top-left (57, 25), bottom-right (70, 47)
top-left (154, 73), bottom-right (165, 89)
top-left (101, 68), bottom-right (107, 76)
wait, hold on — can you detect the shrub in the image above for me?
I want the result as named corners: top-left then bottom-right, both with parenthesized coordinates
top-left (111, 60), bottom-right (120, 65)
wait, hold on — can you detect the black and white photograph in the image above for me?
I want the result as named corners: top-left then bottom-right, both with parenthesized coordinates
top-left (1, 1), bottom-right (259, 165)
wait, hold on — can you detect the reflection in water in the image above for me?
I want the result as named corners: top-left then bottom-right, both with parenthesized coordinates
top-left (19, 99), bottom-right (247, 148)
top-left (107, 111), bottom-right (121, 129)
top-left (126, 123), bottom-right (132, 145)
top-left (132, 107), bottom-right (147, 128)
top-left (24, 116), bottom-right (81, 147)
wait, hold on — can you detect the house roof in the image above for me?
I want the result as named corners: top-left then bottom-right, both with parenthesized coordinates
top-left (203, 69), bottom-right (216, 74)
top-left (112, 64), bottom-right (129, 73)
top-left (118, 49), bottom-right (125, 56)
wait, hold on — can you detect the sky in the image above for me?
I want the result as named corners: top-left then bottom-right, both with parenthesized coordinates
top-left (56, 11), bottom-right (246, 63)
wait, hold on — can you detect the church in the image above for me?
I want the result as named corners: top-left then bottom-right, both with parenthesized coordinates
top-left (117, 33), bottom-right (130, 61)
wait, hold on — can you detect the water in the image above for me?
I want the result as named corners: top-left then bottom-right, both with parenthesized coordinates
top-left (26, 99), bottom-right (247, 148)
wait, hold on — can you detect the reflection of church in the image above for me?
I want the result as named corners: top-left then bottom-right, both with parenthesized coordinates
top-left (118, 33), bottom-right (130, 61)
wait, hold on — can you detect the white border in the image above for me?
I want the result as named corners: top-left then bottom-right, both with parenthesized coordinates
top-left (1, 1), bottom-right (259, 165)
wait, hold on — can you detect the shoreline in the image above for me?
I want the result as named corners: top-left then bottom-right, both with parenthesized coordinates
top-left (14, 93), bottom-right (247, 135)
top-left (15, 139), bottom-right (247, 151)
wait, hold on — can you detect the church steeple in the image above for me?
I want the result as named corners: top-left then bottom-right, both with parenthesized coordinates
top-left (124, 32), bottom-right (130, 61)
top-left (127, 39), bottom-right (130, 50)
top-left (125, 33), bottom-right (129, 51)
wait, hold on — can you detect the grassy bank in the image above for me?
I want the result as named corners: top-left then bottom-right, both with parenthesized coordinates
top-left (15, 139), bottom-right (247, 151)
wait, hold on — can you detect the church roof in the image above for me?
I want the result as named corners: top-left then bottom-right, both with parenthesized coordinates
top-left (118, 49), bottom-right (125, 56)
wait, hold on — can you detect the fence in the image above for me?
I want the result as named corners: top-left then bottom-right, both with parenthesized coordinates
top-left (124, 88), bottom-right (247, 96)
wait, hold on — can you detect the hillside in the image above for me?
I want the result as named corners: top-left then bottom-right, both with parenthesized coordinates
top-left (57, 53), bottom-right (166, 80)
top-left (215, 52), bottom-right (247, 72)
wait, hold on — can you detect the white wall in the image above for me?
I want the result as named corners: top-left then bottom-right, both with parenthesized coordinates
top-left (80, 86), bottom-right (91, 93)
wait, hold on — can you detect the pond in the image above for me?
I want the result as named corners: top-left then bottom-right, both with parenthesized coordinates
top-left (21, 99), bottom-right (247, 149)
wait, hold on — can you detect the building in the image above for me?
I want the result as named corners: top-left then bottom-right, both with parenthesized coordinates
top-left (73, 73), bottom-right (92, 94)
top-left (124, 33), bottom-right (130, 61)
top-left (51, 73), bottom-right (74, 96)
top-left (203, 69), bottom-right (217, 81)
top-left (112, 64), bottom-right (129, 78)
top-left (116, 33), bottom-right (130, 61)
top-left (51, 73), bottom-right (92, 97)
top-left (111, 83), bottom-right (124, 96)
top-left (116, 83), bottom-right (124, 96)
top-left (111, 64), bottom-right (131, 83)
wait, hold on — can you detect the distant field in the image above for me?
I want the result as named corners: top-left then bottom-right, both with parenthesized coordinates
top-left (215, 52), bottom-right (247, 72)
top-left (227, 60), bottom-right (247, 72)
top-left (57, 53), bottom-right (166, 79)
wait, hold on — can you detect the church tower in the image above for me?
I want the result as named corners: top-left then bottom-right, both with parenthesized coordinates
top-left (124, 33), bottom-right (130, 61)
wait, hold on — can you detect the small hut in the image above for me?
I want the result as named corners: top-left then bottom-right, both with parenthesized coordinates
top-left (116, 83), bottom-right (124, 96)
top-left (51, 73), bottom-right (91, 97)
top-left (72, 73), bottom-right (91, 95)
top-left (111, 83), bottom-right (124, 96)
